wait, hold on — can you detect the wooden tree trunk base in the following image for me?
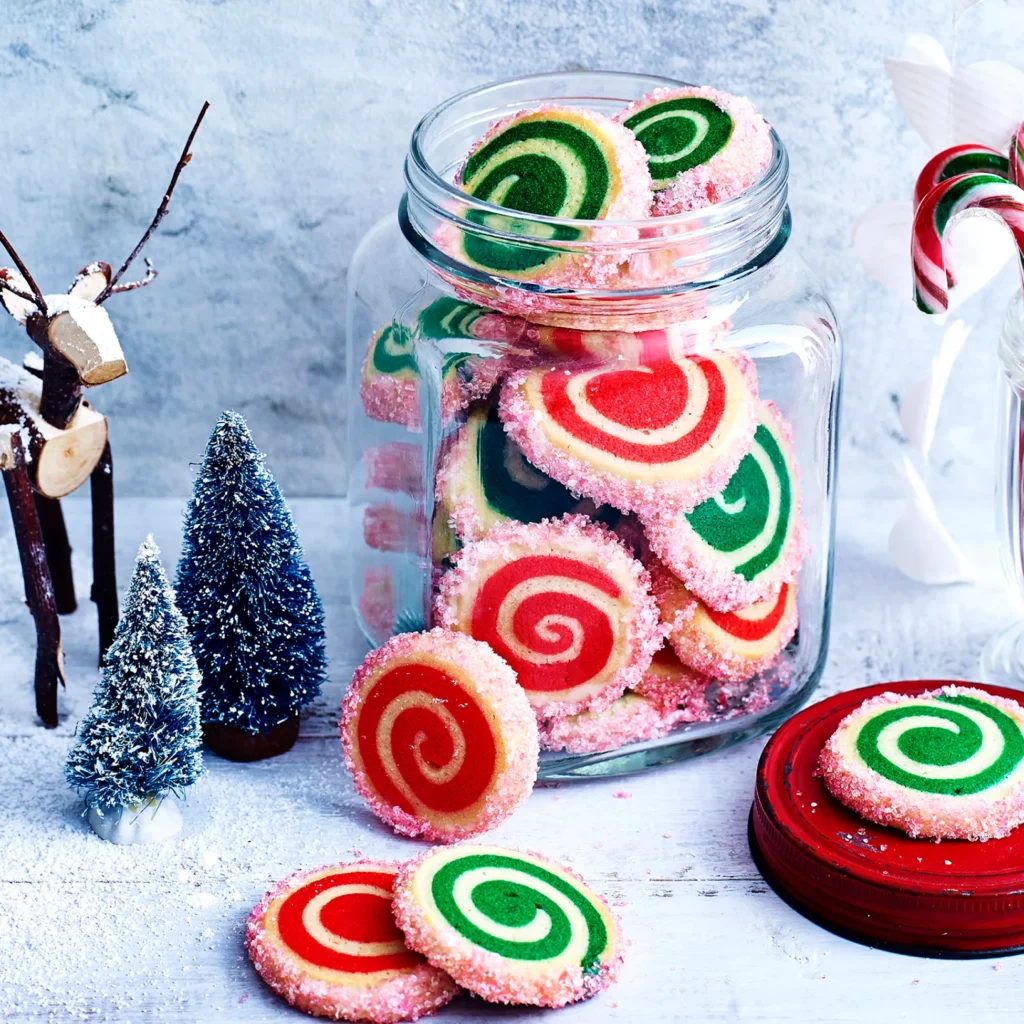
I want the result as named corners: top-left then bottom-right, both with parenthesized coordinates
top-left (34, 495), bottom-right (76, 614)
top-left (202, 715), bottom-right (300, 762)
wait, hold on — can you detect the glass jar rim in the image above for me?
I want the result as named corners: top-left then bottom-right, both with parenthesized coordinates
top-left (406, 69), bottom-right (789, 235)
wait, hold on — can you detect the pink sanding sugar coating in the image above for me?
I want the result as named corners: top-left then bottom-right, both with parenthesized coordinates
top-left (434, 515), bottom-right (666, 719)
top-left (633, 645), bottom-right (713, 720)
top-left (616, 86), bottom-right (772, 215)
top-left (363, 504), bottom-right (427, 556)
top-left (365, 443), bottom-right (425, 498)
top-left (641, 402), bottom-right (810, 612)
top-left (539, 692), bottom-right (680, 754)
top-left (341, 629), bottom-right (539, 843)
top-left (245, 861), bottom-right (459, 1023)
top-left (360, 373), bottom-right (421, 432)
top-left (359, 567), bottom-right (396, 638)
top-left (392, 845), bottom-right (624, 1008)
top-left (819, 686), bottom-right (1024, 842)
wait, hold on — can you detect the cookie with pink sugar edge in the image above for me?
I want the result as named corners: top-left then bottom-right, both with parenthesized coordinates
top-left (392, 845), bottom-right (623, 1008)
top-left (634, 645), bottom-right (713, 719)
top-left (648, 556), bottom-right (795, 683)
top-left (497, 357), bottom-right (757, 519)
top-left (616, 86), bottom-right (772, 215)
top-left (641, 401), bottom-right (809, 612)
top-left (341, 629), bottom-right (538, 843)
top-left (361, 373), bottom-right (421, 432)
top-left (539, 691), bottom-right (681, 753)
top-left (245, 861), bottom-right (459, 1023)
top-left (819, 685), bottom-right (1024, 842)
top-left (434, 515), bottom-right (665, 719)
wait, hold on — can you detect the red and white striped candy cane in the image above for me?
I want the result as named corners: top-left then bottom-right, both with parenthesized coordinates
top-left (913, 144), bottom-right (1009, 210)
top-left (1011, 122), bottom-right (1024, 188)
top-left (912, 172), bottom-right (1024, 314)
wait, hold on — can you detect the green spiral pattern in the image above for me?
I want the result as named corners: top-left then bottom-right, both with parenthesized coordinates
top-left (460, 114), bottom-right (612, 273)
top-left (417, 297), bottom-right (489, 342)
top-left (369, 322), bottom-right (416, 376)
top-left (685, 415), bottom-right (792, 581)
top-left (623, 96), bottom-right (734, 189)
top-left (429, 852), bottom-right (608, 972)
top-left (855, 694), bottom-right (1024, 796)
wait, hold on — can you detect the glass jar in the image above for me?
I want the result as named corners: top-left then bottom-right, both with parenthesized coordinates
top-left (346, 71), bottom-right (842, 777)
top-left (984, 291), bottom-right (1024, 684)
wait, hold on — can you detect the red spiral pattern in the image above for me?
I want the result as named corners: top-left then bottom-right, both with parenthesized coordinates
top-left (538, 354), bottom-right (726, 465)
top-left (354, 665), bottom-right (497, 815)
top-left (704, 583), bottom-right (790, 641)
top-left (276, 868), bottom-right (422, 974)
top-left (470, 555), bottom-right (622, 694)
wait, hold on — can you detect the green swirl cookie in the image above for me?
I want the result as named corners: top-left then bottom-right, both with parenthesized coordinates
top-left (394, 844), bottom-right (622, 1008)
top-left (821, 686), bottom-right (1024, 840)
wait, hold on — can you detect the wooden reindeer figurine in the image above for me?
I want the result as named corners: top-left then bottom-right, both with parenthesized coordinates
top-left (0, 103), bottom-right (209, 727)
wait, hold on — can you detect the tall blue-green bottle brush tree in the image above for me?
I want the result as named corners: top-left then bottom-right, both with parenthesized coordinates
top-left (175, 411), bottom-right (327, 761)
top-left (66, 537), bottom-right (203, 843)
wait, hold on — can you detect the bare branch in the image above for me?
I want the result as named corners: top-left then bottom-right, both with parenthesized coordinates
top-left (0, 280), bottom-right (39, 304)
top-left (0, 231), bottom-right (46, 314)
top-left (109, 257), bottom-right (158, 294)
top-left (97, 101), bottom-right (210, 304)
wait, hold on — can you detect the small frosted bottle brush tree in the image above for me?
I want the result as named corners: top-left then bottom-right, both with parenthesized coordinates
top-left (66, 537), bottom-right (203, 845)
top-left (176, 411), bottom-right (327, 762)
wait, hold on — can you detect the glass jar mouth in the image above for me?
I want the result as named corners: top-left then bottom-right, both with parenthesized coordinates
top-left (403, 69), bottom-right (790, 302)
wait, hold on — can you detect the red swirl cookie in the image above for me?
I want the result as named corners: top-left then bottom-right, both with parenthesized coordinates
top-left (651, 557), bottom-right (796, 683)
top-left (498, 350), bottom-right (756, 517)
top-left (342, 629), bottom-right (538, 842)
top-left (434, 516), bottom-right (664, 718)
top-left (245, 862), bottom-right (459, 1023)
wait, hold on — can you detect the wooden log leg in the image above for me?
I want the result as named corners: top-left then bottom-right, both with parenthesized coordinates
top-left (3, 433), bottom-right (64, 727)
top-left (33, 495), bottom-right (77, 614)
top-left (90, 440), bottom-right (117, 662)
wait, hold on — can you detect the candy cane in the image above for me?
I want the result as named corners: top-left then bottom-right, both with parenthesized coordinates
top-left (912, 172), bottom-right (1024, 314)
top-left (912, 144), bottom-right (1009, 210)
top-left (1011, 121), bottom-right (1024, 188)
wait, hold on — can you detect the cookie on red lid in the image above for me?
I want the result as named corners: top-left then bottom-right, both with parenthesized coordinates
top-left (342, 629), bottom-right (538, 843)
top-left (393, 844), bottom-right (622, 1008)
top-left (820, 685), bottom-right (1024, 841)
top-left (246, 862), bottom-right (459, 1022)
top-left (434, 516), bottom-right (663, 718)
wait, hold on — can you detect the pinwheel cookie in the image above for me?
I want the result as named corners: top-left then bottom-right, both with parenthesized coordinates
top-left (643, 402), bottom-right (808, 610)
top-left (499, 350), bottom-right (757, 517)
top-left (394, 844), bottom-right (622, 1008)
top-left (435, 516), bottom-right (663, 718)
top-left (342, 629), bottom-right (538, 843)
top-left (246, 862), bottom-right (459, 1022)
top-left (821, 686), bottom-right (1024, 841)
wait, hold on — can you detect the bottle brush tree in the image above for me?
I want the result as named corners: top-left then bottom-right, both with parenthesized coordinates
top-left (66, 537), bottom-right (203, 841)
top-left (175, 411), bottom-right (327, 762)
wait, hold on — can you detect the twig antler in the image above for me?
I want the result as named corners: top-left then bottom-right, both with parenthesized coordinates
top-left (96, 101), bottom-right (209, 305)
top-left (108, 257), bottom-right (158, 294)
top-left (0, 230), bottom-right (47, 315)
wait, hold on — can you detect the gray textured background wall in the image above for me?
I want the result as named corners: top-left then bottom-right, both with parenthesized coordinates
top-left (0, 0), bottom-right (1019, 502)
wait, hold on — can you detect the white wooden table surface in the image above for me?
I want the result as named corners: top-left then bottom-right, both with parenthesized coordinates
top-left (1, 493), bottom-right (1021, 1023)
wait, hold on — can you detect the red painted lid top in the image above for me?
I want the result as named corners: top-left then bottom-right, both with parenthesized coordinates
top-left (752, 680), bottom-right (1024, 955)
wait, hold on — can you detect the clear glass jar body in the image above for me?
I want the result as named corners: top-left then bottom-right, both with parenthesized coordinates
top-left (346, 72), bottom-right (842, 777)
top-left (984, 292), bottom-right (1024, 684)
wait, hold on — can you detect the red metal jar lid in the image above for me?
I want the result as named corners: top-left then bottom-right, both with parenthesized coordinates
top-left (750, 679), bottom-right (1024, 957)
